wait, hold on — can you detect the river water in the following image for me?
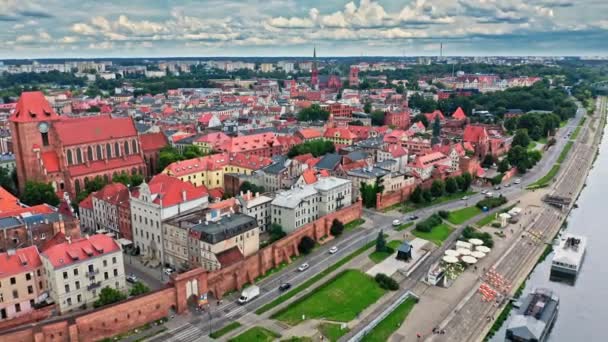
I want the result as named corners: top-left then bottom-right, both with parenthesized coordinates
top-left (492, 123), bottom-right (608, 342)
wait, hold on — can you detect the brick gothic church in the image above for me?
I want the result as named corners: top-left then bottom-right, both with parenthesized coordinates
top-left (10, 91), bottom-right (146, 197)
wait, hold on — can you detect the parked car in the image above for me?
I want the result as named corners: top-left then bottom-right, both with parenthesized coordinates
top-left (494, 185), bottom-right (501, 190)
top-left (408, 215), bottom-right (419, 221)
top-left (298, 263), bottom-right (310, 272)
top-left (238, 285), bottom-right (260, 304)
top-left (278, 283), bottom-right (292, 292)
top-left (392, 219), bottom-right (401, 226)
top-left (329, 246), bottom-right (338, 254)
top-left (163, 268), bottom-right (174, 276)
top-left (514, 178), bottom-right (521, 184)
top-left (485, 192), bottom-right (493, 198)
top-left (481, 189), bottom-right (488, 194)
top-left (126, 274), bottom-right (138, 283)
top-left (461, 196), bottom-right (469, 201)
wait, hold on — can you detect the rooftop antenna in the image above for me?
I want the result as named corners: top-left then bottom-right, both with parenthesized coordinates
top-left (440, 42), bottom-right (443, 60)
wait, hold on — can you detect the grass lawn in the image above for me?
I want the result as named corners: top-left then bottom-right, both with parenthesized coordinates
top-left (411, 223), bottom-right (453, 246)
top-left (368, 240), bottom-right (401, 264)
top-left (256, 240), bottom-right (376, 315)
top-left (272, 270), bottom-right (386, 325)
top-left (209, 322), bottom-right (241, 339)
top-left (526, 141), bottom-right (538, 151)
top-left (319, 323), bottom-right (350, 342)
top-left (557, 141), bottom-right (573, 163)
top-left (474, 212), bottom-right (497, 228)
top-left (344, 218), bottom-right (365, 231)
top-left (535, 136), bottom-right (548, 144)
top-left (447, 206), bottom-right (482, 225)
top-left (394, 222), bottom-right (413, 231)
top-left (360, 297), bottom-right (417, 342)
top-left (527, 164), bottom-right (561, 189)
top-left (399, 191), bottom-right (476, 213)
top-left (228, 326), bottom-right (280, 342)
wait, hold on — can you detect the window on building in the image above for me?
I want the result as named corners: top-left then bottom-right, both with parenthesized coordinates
top-left (132, 140), bottom-right (138, 154)
top-left (12, 290), bottom-right (18, 299)
top-left (27, 286), bottom-right (33, 294)
top-left (75, 281), bottom-right (80, 290)
top-left (76, 148), bottom-right (83, 164)
top-left (15, 303), bottom-right (20, 312)
top-left (65, 284), bottom-right (70, 293)
top-left (77, 294), bottom-right (82, 303)
top-left (113, 269), bottom-right (118, 277)
top-left (41, 132), bottom-right (49, 146)
top-left (87, 146), bottom-right (93, 161)
top-left (103, 260), bottom-right (107, 267)
top-left (106, 143), bottom-right (112, 158)
top-left (124, 141), bottom-right (130, 155)
top-left (66, 298), bottom-right (72, 306)
top-left (96, 145), bottom-right (103, 160)
top-left (73, 268), bottom-right (78, 276)
top-left (112, 257), bottom-right (117, 264)
top-left (66, 150), bottom-right (73, 165)
top-left (115, 142), bottom-right (120, 157)
top-left (10, 277), bottom-right (16, 285)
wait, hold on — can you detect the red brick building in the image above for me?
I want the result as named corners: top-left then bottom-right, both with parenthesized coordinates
top-left (385, 111), bottom-right (411, 129)
top-left (349, 66), bottom-right (360, 87)
top-left (328, 103), bottom-right (353, 118)
top-left (10, 92), bottom-right (146, 197)
top-left (140, 132), bottom-right (168, 177)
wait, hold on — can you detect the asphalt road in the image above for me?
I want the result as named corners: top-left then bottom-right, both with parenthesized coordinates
top-left (147, 105), bottom-right (587, 342)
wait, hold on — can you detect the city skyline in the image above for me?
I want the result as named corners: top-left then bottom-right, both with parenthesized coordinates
top-left (1, 0), bottom-right (608, 59)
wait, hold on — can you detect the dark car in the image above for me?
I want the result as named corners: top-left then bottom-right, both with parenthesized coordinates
top-left (279, 283), bottom-right (292, 292)
top-left (408, 215), bottom-right (419, 221)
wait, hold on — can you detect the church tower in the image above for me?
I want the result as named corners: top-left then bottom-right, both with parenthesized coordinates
top-left (311, 46), bottom-right (319, 90)
top-left (9, 91), bottom-right (61, 191)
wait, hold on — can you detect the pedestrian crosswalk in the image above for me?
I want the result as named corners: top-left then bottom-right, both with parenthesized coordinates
top-left (166, 324), bottom-right (207, 342)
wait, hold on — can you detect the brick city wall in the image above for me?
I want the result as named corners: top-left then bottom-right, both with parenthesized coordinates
top-left (376, 183), bottom-right (416, 210)
top-left (0, 305), bottom-right (55, 332)
top-left (0, 202), bottom-right (362, 342)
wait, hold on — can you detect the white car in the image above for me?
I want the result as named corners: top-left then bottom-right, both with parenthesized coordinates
top-left (481, 189), bottom-right (488, 194)
top-left (514, 178), bottom-right (521, 184)
top-left (392, 219), bottom-right (401, 226)
top-left (298, 263), bottom-right (310, 272)
top-left (163, 268), bottom-right (174, 276)
top-left (329, 246), bottom-right (338, 254)
top-left (461, 196), bottom-right (469, 201)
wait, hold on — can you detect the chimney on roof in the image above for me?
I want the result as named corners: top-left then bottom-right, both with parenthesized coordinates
top-left (182, 190), bottom-right (187, 202)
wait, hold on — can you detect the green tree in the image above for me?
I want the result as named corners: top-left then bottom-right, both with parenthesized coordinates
top-left (511, 129), bottom-right (531, 148)
top-left (112, 172), bottom-right (131, 186)
top-left (371, 110), bottom-right (385, 126)
top-left (239, 181), bottom-right (265, 195)
top-left (461, 172), bottom-right (473, 191)
top-left (363, 101), bottom-right (372, 114)
top-left (412, 114), bottom-right (429, 129)
top-left (157, 146), bottom-right (183, 172)
top-left (330, 219), bottom-right (344, 236)
top-left (130, 173), bottom-right (144, 187)
top-left (85, 175), bottom-right (107, 194)
top-left (445, 177), bottom-right (458, 194)
top-left (0, 167), bottom-right (17, 195)
top-left (182, 145), bottom-right (204, 159)
top-left (507, 146), bottom-right (530, 173)
top-left (269, 223), bottom-right (286, 243)
top-left (129, 282), bottom-right (150, 297)
top-left (375, 230), bottom-right (387, 252)
top-left (410, 186), bottom-right (422, 203)
top-left (497, 158), bottom-right (511, 173)
top-left (298, 236), bottom-right (315, 254)
top-left (482, 154), bottom-right (495, 168)
top-left (288, 140), bottom-right (335, 158)
top-left (94, 287), bottom-right (126, 308)
top-left (432, 117), bottom-right (441, 144)
top-left (21, 181), bottom-right (60, 206)
top-left (422, 189), bottom-right (433, 202)
top-left (297, 104), bottom-right (330, 121)
top-left (396, 84), bottom-right (405, 94)
top-left (430, 180), bottom-right (445, 198)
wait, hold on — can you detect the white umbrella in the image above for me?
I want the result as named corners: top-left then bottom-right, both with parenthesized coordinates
top-left (457, 248), bottom-right (472, 256)
top-left (468, 238), bottom-right (484, 246)
top-left (461, 255), bottom-right (478, 264)
top-left (471, 251), bottom-right (486, 259)
top-left (476, 246), bottom-right (491, 253)
top-left (442, 255), bottom-right (459, 264)
top-left (445, 249), bottom-right (460, 257)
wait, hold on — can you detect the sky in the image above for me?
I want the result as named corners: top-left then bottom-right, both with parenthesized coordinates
top-left (1, 0), bottom-right (608, 59)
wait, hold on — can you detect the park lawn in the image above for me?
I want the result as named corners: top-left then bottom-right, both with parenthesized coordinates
top-left (319, 323), bottom-right (350, 342)
top-left (368, 240), bottom-right (402, 264)
top-left (272, 270), bottom-right (386, 325)
top-left (360, 297), bottom-right (417, 342)
top-left (209, 322), bottom-right (241, 339)
top-left (557, 141), bottom-right (573, 163)
top-left (447, 206), bottom-right (482, 225)
top-left (344, 218), bottom-right (365, 231)
top-left (475, 213), bottom-right (497, 228)
top-left (399, 191), bottom-right (476, 213)
top-left (228, 326), bottom-right (280, 342)
top-left (411, 223), bottom-right (453, 246)
top-left (395, 222), bottom-right (413, 231)
top-left (526, 141), bottom-right (538, 151)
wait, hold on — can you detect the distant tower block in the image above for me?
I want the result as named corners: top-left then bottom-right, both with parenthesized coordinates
top-left (311, 46), bottom-right (319, 90)
top-left (349, 66), bottom-right (359, 87)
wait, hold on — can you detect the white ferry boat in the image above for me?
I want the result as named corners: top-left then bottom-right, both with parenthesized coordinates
top-left (550, 233), bottom-right (586, 278)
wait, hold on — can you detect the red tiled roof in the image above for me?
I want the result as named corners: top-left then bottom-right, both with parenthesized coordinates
top-left (297, 128), bottom-right (322, 139)
top-left (208, 198), bottom-right (236, 210)
top-left (293, 153), bottom-right (314, 164)
top-left (165, 153), bottom-right (228, 176)
top-left (0, 187), bottom-right (21, 213)
top-left (93, 183), bottom-right (130, 206)
top-left (42, 234), bottom-right (121, 269)
top-left (208, 187), bottom-right (224, 200)
top-left (301, 169), bottom-right (317, 184)
top-left (0, 204), bottom-right (55, 219)
top-left (41, 151), bottom-right (60, 173)
top-left (452, 107), bottom-right (467, 120)
top-left (424, 110), bottom-right (445, 123)
top-left (216, 246), bottom-right (244, 268)
top-left (68, 154), bottom-right (144, 177)
top-left (306, 157), bottom-right (321, 168)
top-left (146, 174), bottom-right (208, 207)
top-left (195, 132), bottom-right (231, 148)
top-left (463, 125), bottom-right (489, 143)
top-left (54, 115), bottom-right (138, 146)
top-left (220, 133), bottom-right (281, 153)
top-left (0, 246), bottom-right (42, 277)
top-left (228, 153), bottom-right (273, 170)
top-left (140, 132), bottom-right (168, 152)
top-left (324, 127), bottom-right (357, 140)
top-left (78, 194), bottom-right (94, 210)
top-left (9, 91), bottom-right (60, 123)
top-left (39, 232), bottom-right (66, 252)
